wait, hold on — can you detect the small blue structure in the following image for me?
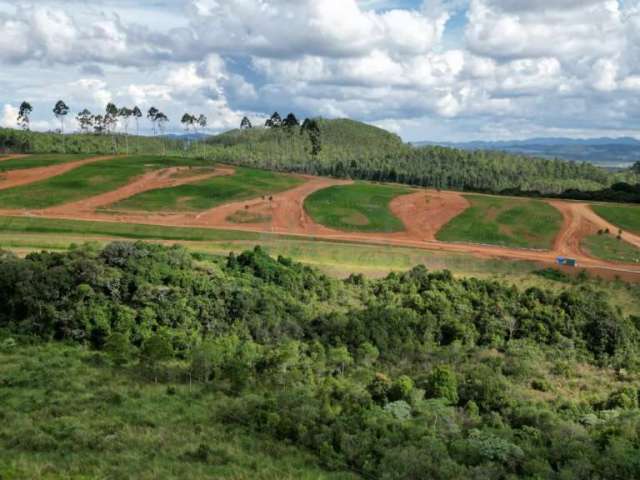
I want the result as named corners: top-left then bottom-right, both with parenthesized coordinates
top-left (556, 256), bottom-right (577, 267)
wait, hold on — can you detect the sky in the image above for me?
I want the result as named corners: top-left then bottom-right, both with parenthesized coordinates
top-left (0, 0), bottom-right (639, 142)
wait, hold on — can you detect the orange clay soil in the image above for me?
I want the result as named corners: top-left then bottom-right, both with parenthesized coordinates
top-left (0, 155), bottom-right (119, 190)
top-left (0, 172), bottom-right (638, 279)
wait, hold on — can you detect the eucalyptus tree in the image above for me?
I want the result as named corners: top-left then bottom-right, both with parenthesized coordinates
top-left (76, 109), bottom-right (93, 133)
top-left (105, 103), bottom-right (119, 153)
top-left (17, 101), bottom-right (32, 130)
top-left (119, 107), bottom-right (134, 154)
top-left (147, 107), bottom-right (160, 135)
top-left (53, 100), bottom-right (70, 153)
top-left (132, 106), bottom-right (142, 136)
top-left (240, 116), bottom-right (252, 129)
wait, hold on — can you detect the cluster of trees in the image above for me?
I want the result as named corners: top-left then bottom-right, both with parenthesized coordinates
top-left (236, 112), bottom-right (322, 156)
top-left (1, 242), bottom-right (640, 478)
top-left (180, 113), bottom-right (208, 135)
top-left (14, 99), bottom-right (170, 138)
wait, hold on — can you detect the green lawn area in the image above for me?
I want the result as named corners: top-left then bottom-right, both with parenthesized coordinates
top-left (592, 204), bottom-right (640, 235)
top-left (0, 155), bottom-right (213, 209)
top-left (0, 340), bottom-right (355, 480)
top-left (436, 195), bottom-right (563, 249)
top-left (582, 233), bottom-right (640, 264)
top-left (0, 154), bottom-right (95, 171)
top-left (304, 183), bottom-right (412, 233)
top-left (109, 167), bottom-right (303, 212)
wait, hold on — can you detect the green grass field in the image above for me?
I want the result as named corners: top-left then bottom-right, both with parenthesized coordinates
top-left (109, 167), bottom-right (303, 212)
top-left (0, 155), bottom-right (213, 209)
top-left (436, 195), bottom-right (563, 249)
top-left (304, 183), bottom-right (412, 233)
top-left (592, 203), bottom-right (640, 235)
top-left (582, 234), bottom-right (640, 264)
top-left (0, 153), bottom-right (96, 171)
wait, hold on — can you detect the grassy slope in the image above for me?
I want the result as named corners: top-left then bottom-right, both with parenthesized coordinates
top-left (437, 195), bottom-right (563, 249)
top-left (110, 167), bottom-right (304, 212)
top-left (0, 340), bottom-right (355, 480)
top-left (592, 204), bottom-right (640, 235)
top-left (0, 154), bottom-right (95, 171)
top-left (582, 234), bottom-right (640, 264)
top-left (304, 183), bottom-right (412, 233)
top-left (0, 155), bottom-right (212, 209)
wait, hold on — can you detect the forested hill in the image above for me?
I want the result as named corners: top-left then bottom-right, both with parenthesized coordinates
top-left (206, 119), bottom-right (640, 195)
top-left (2, 243), bottom-right (640, 478)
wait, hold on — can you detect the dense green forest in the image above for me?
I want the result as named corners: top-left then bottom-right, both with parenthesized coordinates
top-left (3, 120), bottom-right (638, 197)
top-left (2, 243), bottom-right (640, 479)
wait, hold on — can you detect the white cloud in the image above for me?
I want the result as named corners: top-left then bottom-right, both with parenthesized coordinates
top-left (1, 104), bottom-right (18, 128)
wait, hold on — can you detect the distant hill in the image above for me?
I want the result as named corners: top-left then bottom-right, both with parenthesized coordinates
top-left (209, 118), bottom-right (403, 151)
top-left (416, 137), bottom-right (640, 168)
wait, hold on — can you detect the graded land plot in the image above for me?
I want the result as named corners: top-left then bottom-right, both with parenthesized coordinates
top-left (0, 155), bottom-right (213, 209)
top-left (582, 233), bottom-right (640, 264)
top-left (0, 153), bottom-right (95, 171)
top-left (436, 194), bottom-right (563, 250)
top-left (304, 182), bottom-right (413, 233)
top-left (592, 203), bottom-right (640, 235)
top-left (108, 167), bottom-right (304, 212)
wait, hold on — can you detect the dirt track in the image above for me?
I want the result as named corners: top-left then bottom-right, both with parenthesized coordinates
top-left (0, 169), bottom-right (638, 279)
top-left (0, 155), bottom-right (118, 191)
top-left (0, 154), bottom-right (30, 163)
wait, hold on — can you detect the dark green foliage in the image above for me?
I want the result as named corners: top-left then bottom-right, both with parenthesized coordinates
top-left (2, 243), bottom-right (640, 479)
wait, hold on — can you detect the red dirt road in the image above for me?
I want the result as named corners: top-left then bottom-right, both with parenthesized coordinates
top-left (0, 170), bottom-right (638, 279)
top-left (0, 154), bottom-right (30, 163)
top-left (0, 155), bottom-right (118, 191)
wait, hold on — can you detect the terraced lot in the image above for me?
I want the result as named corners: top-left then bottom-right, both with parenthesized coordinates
top-left (0, 155), bottom-right (212, 209)
top-left (304, 183), bottom-right (412, 233)
top-left (592, 203), bottom-right (640, 235)
top-left (436, 194), bottom-right (563, 249)
top-left (108, 167), bottom-right (304, 212)
top-left (582, 234), bottom-right (640, 264)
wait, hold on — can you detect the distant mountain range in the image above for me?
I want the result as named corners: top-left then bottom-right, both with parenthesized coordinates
top-left (415, 137), bottom-right (640, 168)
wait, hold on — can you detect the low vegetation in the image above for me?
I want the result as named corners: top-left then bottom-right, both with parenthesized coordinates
top-left (592, 203), bottom-right (640, 235)
top-left (304, 183), bottom-right (412, 233)
top-left (582, 234), bottom-right (640, 264)
top-left (437, 195), bottom-right (563, 249)
top-left (1, 243), bottom-right (640, 479)
top-left (0, 155), bottom-right (211, 209)
top-left (109, 167), bottom-right (303, 212)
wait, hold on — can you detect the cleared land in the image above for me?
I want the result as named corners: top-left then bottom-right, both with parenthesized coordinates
top-left (0, 155), bottom-right (212, 209)
top-left (582, 234), bottom-right (640, 264)
top-left (437, 195), bottom-right (563, 249)
top-left (109, 167), bottom-right (304, 212)
top-left (0, 153), bottom-right (94, 171)
top-left (304, 183), bottom-right (412, 233)
top-left (592, 203), bottom-right (640, 235)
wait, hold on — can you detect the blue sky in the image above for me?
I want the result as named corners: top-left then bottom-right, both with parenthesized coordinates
top-left (1, 0), bottom-right (639, 142)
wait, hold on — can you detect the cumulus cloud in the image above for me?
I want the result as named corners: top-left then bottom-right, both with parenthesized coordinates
top-left (0, 0), bottom-right (639, 139)
top-left (1, 104), bottom-right (19, 128)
